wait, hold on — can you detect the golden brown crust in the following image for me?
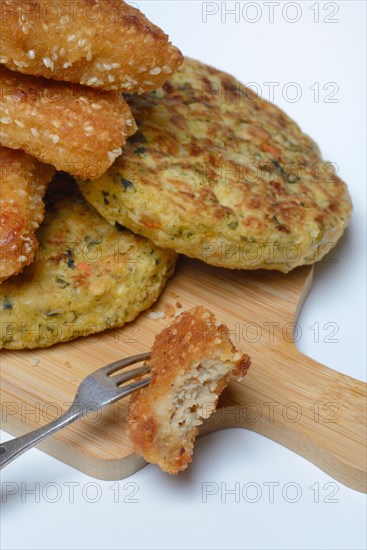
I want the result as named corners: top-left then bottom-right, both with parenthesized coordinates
top-left (0, 176), bottom-right (177, 349)
top-left (127, 306), bottom-right (250, 474)
top-left (0, 146), bottom-right (55, 282)
top-left (0, 0), bottom-right (183, 92)
top-left (0, 65), bottom-right (137, 179)
top-left (78, 58), bottom-right (352, 271)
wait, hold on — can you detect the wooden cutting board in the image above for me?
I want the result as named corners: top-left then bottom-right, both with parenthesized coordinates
top-left (1, 258), bottom-right (366, 492)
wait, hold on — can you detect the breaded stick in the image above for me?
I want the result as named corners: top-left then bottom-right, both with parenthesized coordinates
top-left (0, 146), bottom-right (55, 282)
top-left (127, 306), bottom-right (251, 474)
top-left (0, 0), bottom-right (183, 92)
top-left (0, 66), bottom-right (137, 179)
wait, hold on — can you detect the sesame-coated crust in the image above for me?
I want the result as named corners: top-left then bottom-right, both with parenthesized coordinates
top-left (0, 0), bottom-right (183, 92)
top-left (0, 146), bottom-right (55, 282)
top-left (128, 306), bottom-right (250, 474)
top-left (0, 65), bottom-right (137, 179)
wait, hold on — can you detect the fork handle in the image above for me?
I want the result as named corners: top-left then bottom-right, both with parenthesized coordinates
top-left (0, 408), bottom-right (82, 469)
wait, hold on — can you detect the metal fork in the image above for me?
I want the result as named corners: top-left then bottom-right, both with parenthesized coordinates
top-left (0, 352), bottom-right (151, 469)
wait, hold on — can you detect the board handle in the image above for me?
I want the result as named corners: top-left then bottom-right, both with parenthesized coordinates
top-left (203, 348), bottom-right (367, 493)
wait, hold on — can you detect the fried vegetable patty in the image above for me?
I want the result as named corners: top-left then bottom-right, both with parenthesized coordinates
top-left (0, 177), bottom-right (177, 349)
top-left (78, 58), bottom-right (352, 272)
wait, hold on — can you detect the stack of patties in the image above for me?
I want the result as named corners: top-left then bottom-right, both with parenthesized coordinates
top-left (0, 0), bottom-right (182, 178)
top-left (0, 2), bottom-right (353, 476)
top-left (1, 3), bottom-right (352, 350)
top-left (0, 0), bottom-right (182, 346)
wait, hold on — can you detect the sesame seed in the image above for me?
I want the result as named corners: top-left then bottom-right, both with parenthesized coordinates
top-left (51, 134), bottom-right (60, 144)
top-left (22, 22), bottom-right (31, 34)
top-left (111, 63), bottom-right (121, 69)
top-left (60, 15), bottom-right (69, 24)
top-left (0, 117), bottom-right (11, 124)
top-left (14, 59), bottom-right (29, 68)
top-left (149, 311), bottom-right (165, 320)
top-left (86, 51), bottom-right (93, 61)
top-left (126, 119), bottom-right (134, 127)
top-left (67, 34), bottom-right (76, 42)
top-left (108, 74), bottom-right (115, 83)
top-left (138, 66), bottom-right (147, 73)
top-left (107, 150), bottom-right (121, 163)
top-left (28, 50), bottom-right (35, 59)
top-left (59, 48), bottom-right (65, 56)
top-left (0, 56), bottom-right (9, 63)
top-left (63, 62), bottom-right (72, 69)
top-left (162, 66), bottom-right (172, 74)
top-left (15, 120), bottom-right (25, 128)
top-left (31, 128), bottom-right (40, 137)
top-left (86, 77), bottom-right (98, 85)
top-left (150, 67), bottom-right (161, 75)
top-left (43, 57), bottom-right (54, 70)
top-left (91, 103), bottom-right (102, 110)
top-left (18, 256), bottom-right (27, 263)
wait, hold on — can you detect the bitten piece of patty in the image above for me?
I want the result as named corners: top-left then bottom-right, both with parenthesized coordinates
top-left (128, 306), bottom-right (251, 474)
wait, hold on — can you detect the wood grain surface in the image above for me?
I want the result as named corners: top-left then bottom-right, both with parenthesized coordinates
top-left (1, 258), bottom-right (366, 492)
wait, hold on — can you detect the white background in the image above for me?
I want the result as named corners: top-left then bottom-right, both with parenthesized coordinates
top-left (1, 1), bottom-right (366, 549)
